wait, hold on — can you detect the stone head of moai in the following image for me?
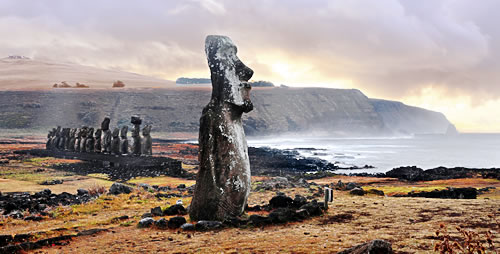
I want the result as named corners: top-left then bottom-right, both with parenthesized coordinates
top-left (94, 128), bottom-right (102, 138)
top-left (87, 128), bottom-right (94, 138)
top-left (80, 127), bottom-right (88, 138)
top-left (205, 35), bottom-right (254, 114)
top-left (75, 128), bottom-right (82, 138)
top-left (142, 125), bottom-right (151, 137)
top-left (101, 117), bottom-right (111, 131)
top-left (120, 126), bottom-right (128, 138)
top-left (112, 128), bottom-right (120, 138)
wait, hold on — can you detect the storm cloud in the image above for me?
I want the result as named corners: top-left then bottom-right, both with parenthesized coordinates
top-left (0, 0), bottom-right (499, 131)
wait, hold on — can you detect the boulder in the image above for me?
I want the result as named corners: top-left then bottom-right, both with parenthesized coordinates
top-left (163, 204), bottom-right (187, 216)
top-left (338, 239), bottom-right (393, 254)
top-left (168, 216), bottom-right (187, 229)
top-left (345, 182), bottom-right (360, 190)
top-left (350, 188), bottom-right (365, 196)
top-left (154, 218), bottom-right (168, 229)
top-left (138, 217), bottom-right (155, 228)
top-left (269, 208), bottom-right (296, 223)
top-left (385, 166), bottom-right (424, 181)
top-left (151, 206), bottom-right (163, 216)
top-left (181, 223), bottom-right (195, 231)
top-left (77, 188), bottom-right (89, 196)
top-left (195, 220), bottom-right (223, 231)
top-left (407, 187), bottom-right (477, 199)
top-left (249, 215), bottom-right (271, 227)
top-left (269, 195), bottom-right (293, 208)
top-left (299, 200), bottom-right (324, 216)
top-left (366, 189), bottom-right (385, 196)
top-left (292, 195), bottom-right (308, 208)
top-left (109, 183), bottom-right (133, 195)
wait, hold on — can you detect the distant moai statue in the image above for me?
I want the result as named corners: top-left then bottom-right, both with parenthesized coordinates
top-left (74, 128), bottom-right (82, 152)
top-left (101, 117), bottom-right (112, 153)
top-left (94, 129), bottom-right (102, 153)
top-left (120, 126), bottom-right (129, 155)
top-left (141, 125), bottom-right (152, 156)
top-left (85, 128), bottom-right (95, 153)
top-left (54, 126), bottom-right (62, 150)
top-left (62, 128), bottom-right (71, 150)
top-left (131, 116), bottom-right (142, 155)
top-left (80, 127), bottom-right (88, 152)
top-left (189, 35), bottom-right (254, 221)
top-left (46, 128), bottom-right (56, 150)
top-left (68, 128), bottom-right (77, 152)
top-left (111, 128), bottom-right (121, 155)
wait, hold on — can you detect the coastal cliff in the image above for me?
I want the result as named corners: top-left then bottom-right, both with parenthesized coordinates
top-left (0, 87), bottom-right (452, 136)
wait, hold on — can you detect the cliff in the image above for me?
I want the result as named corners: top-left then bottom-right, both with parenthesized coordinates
top-left (0, 87), bottom-right (452, 136)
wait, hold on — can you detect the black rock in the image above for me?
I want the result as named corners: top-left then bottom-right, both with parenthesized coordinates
top-left (295, 209), bottom-right (310, 220)
top-left (269, 195), bottom-right (293, 208)
top-left (109, 183), bottom-right (133, 195)
top-left (77, 188), bottom-right (89, 196)
top-left (345, 182), bottom-right (360, 190)
top-left (385, 166), bottom-right (425, 181)
top-left (195, 220), bottom-right (222, 231)
top-left (292, 195), bottom-right (308, 208)
top-left (180, 223), bottom-right (195, 231)
top-left (151, 206), bottom-right (163, 216)
top-left (163, 204), bottom-right (186, 216)
top-left (350, 188), bottom-right (365, 196)
top-left (40, 179), bottom-right (63, 185)
top-left (407, 187), bottom-right (477, 199)
top-left (168, 216), bottom-right (187, 229)
top-left (177, 184), bottom-right (186, 189)
top-left (366, 189), bottom-right (385, 196)
top-left (141, 213), bottom-right (153, 218)
top-left (338, 239), bottom-right (393, 254)
top-left (299, 200), bottom-right (324, 216)
top-left (138, 217), bottom-right (155, 228)
top-left (155, 218), bottom-right (168, 229)
top-left (269, 208), bottom-right (296, 223)
top-left (249, 214), bottom-right (271, 227)
top-left (223, 216), bottom-right (249, 227)
top-left (24, 216), bottom-right (43, 221)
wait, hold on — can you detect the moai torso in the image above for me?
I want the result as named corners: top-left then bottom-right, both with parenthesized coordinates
top-left (111, 128), bottom-right (121, 155)
top-left (74, 129), bottom-right (82, 152)
top-left (62, 128), bottom-right (71, 150)
top-left (101, 117), bottom-right (112, 153)
top-left (54, 126), bottom-right (62, 150)
top-left (85, 128), bottom-right (95, 153)
top-left (120, 126), bottom-right (129, 155)
top-left (131, 116), bottom-right (142, 156)
top-left (141, 125), bottom-right (152, 156)
top-left (94, 129), bottom-right (102, 153)
top-left (80, 127), bottom-right (88, 152)
top-left (68, 128), bottom-right (76, 152)
top-left (46, 128), bottom-right (55, 150)
top-left (189, 35), bottom-right (254, 221)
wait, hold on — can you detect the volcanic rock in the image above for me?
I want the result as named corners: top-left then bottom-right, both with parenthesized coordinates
top-left (168, 216), bottom-right (187, 229)
top-left (338, 239), bottom-right (393, 254)
top-left (109, 183), bottom-right (133, 195)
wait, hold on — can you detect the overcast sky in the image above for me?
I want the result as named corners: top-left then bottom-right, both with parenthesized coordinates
top-left (1, 0), bottom-right (499, 132)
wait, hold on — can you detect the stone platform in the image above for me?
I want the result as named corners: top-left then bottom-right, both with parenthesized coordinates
top-left (14, 149), bottom-right (182, 175)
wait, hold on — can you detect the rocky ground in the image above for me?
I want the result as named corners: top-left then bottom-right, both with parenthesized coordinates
top-left (0, 139), bottom-right (499, 253)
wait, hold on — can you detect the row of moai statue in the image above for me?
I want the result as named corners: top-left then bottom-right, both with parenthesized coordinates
top-left (46, 116), bottom-right (153, 156)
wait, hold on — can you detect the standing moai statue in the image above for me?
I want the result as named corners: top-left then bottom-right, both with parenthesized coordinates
top-left (120, 126), bottom-right (129, 155)
top-left (80, 127), bottom-right (88, 152)
top-left (74, 128), bottom-right (82, 152)
top-left (189, 35), bottom-right (254, 221)
top-left (85, 128), bottom-right (95, 153)
top-left (111, 128), bottom-right (121, 155)
top-left (46, 128), bottom-right (56, 150)
top-left (61, 128), bottom-right (70, 150)
top-left (94, 128), bottom-right (102, 153)
top-left (101, 117), bottom-right (112, 154)
top-left (54, 126), bottom-right (62, 150)
top-left (68, 128), bottom-right (76, 152)
top-left (141, 125), bottom-right (152, 156)
top-left (131, 116), bottom-right (142, 156)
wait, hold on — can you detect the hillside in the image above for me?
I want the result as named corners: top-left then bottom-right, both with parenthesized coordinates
top-left (0, 57), bottom-right (175, 90)
top-left (0, 87), bottom-right (452, 136)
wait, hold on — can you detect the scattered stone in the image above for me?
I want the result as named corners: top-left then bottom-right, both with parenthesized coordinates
top-left (249, 215), bottom-right (271, 227)
top-left (24, 215), bottom-right (43, 221)
top-left (77, 188), bottom-right (89, 196)
top-left (269, 195), bottom-right (293, 208)
top-left (350, 188), bottom-right (365, 196)
top-left (168, 216), bottom-right (187, 229)
top-left (139, 183), bottom-right (152, 190)
top-left (151, 206), bottom-right (163, 216)
top-left (177, 184), bottom-right (186, 189)
top-left (141, 213), bottom-right (153, 218)
top-left (40, 179), bottom-right (63, 185)
top-left (154, 218), bottom-right (168, 229)
top-left (338, 239), bottom-right (393, 254)
top-left (299, 200), bottom-right (324, 216)
top-left (163, 204), bottom-right (186, 216)
top-left (109, 183), bottom-right (133, 195)
top-left (269, 208), bottom-right (296, 223)
top-left (366, 189), bottom-right (384, 196)
top-left (293, 194), bottom-right (308, 208)
top-left (406, 187), bottom-right (477, 199)
top-left (385, 166), bottom-right (424, 181)
top-left (180, 223), bottom-right (195, 231)
top-left (195, 220), bottom-right (223, 231)
top-left (345, 182), bottom-right (360, 190)
top-left (223, 216), bottom-right (249, 227)
top-left (138, 217), bottom-right (155, 228)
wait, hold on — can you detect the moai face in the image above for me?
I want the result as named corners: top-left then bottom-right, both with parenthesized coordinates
top-left (205, 35), bottom-right (254, 113)
top-left (142, 125), bottom-right (151, 136)
top-left (101, 117), bottom-right (110, 131)
top-left (81, 127), bottom-right (88, 138)
top-left (112, 128), bottom-right (120, 138)
top-left (120, 126), bottom-right (128, 138)
top-left (94, 129), bottom-right (102, 138)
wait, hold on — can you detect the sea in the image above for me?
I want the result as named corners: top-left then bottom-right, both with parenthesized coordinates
top-left (247, 133), bottom-right (500, 174)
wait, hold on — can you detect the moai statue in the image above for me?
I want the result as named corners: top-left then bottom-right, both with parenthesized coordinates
top-left (46, 128), bottom-right (56, 150)
top-left (111, 128), bottom-right (121, 155)
top-left (80, 127), bottom-right (88, 152)
top-left (61, 128), bottom-right (70, 150)
top-left (94, 129), bottom-right (102, 153)
top-left (68, 128), bottom-right (77, 152)
top-left (120, 126), bottom-right (129, 155)
top-left (85, 128), bottom-right (95, 153)
top-left (74, 128), bottom-right (82, 152)
top-left (131, 116), bottom-right (142, 156)
top-left (101, 117), bottom-right (112, 154)
top-left (189, 36), bottom-right (254, 221)
top-left (141, 125), bottom-right (152, 156)
top-left (54, 126), bottom-right (62, 150)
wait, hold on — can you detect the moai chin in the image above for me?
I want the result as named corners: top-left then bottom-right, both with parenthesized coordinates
top-left (189, 35), bottom-right (254, 221)
top-left (141, 125), bottom-right (152, 156)
top-left (120, 126), bottom-right (129, 155)
top-left (101, 117), bottom-right (112, 153)
top-left (111, 128), bottom-right (120, 155)
top-left (94, 129), bottom-right (102, 153)
top-left (131, 116), bottom-right (142, 156)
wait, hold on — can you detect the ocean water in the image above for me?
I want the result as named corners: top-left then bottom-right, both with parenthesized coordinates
top-left (247, 134), bottom-right (500, 174)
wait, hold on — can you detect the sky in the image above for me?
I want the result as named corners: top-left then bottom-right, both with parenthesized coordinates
top-left (0, 0), bottom-right (499, 132)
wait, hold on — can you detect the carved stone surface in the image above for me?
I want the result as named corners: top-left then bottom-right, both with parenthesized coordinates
top-left (111, 128), bottom-right (121, 155)
top-left (85, 128), bottom-right (95, 153)
top-left (101, 117), bottom-right (112, 153)
top-left (120, 126), bottom-right (129, 155)
top-left (74, 128), bottom-right (82, 152)
top-left (63, 128), bottom-right (71, 150)
top-left (141, 125), bottom-right (152, 155)
top-left (189, 35), bottom-right (254, 221)
top-left (54, 126), bottom-right (61, 150)
top-left (94, 128), bottom-right (102, 153)
top-left (131, 116), bottom-right (142, 156)
top-left (68, 128), bottom-right (76, 151)
top-left (80, 127), bottom-right (88, 152)
top-left (46, 128), bottom-right (56, 150)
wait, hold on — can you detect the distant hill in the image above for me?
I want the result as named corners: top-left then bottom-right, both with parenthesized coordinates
top-left (0, 57), bottom-right (175, 90)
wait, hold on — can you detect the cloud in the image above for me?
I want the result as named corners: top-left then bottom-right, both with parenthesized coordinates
top-left (1, 0), bottom-right (500, 130)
